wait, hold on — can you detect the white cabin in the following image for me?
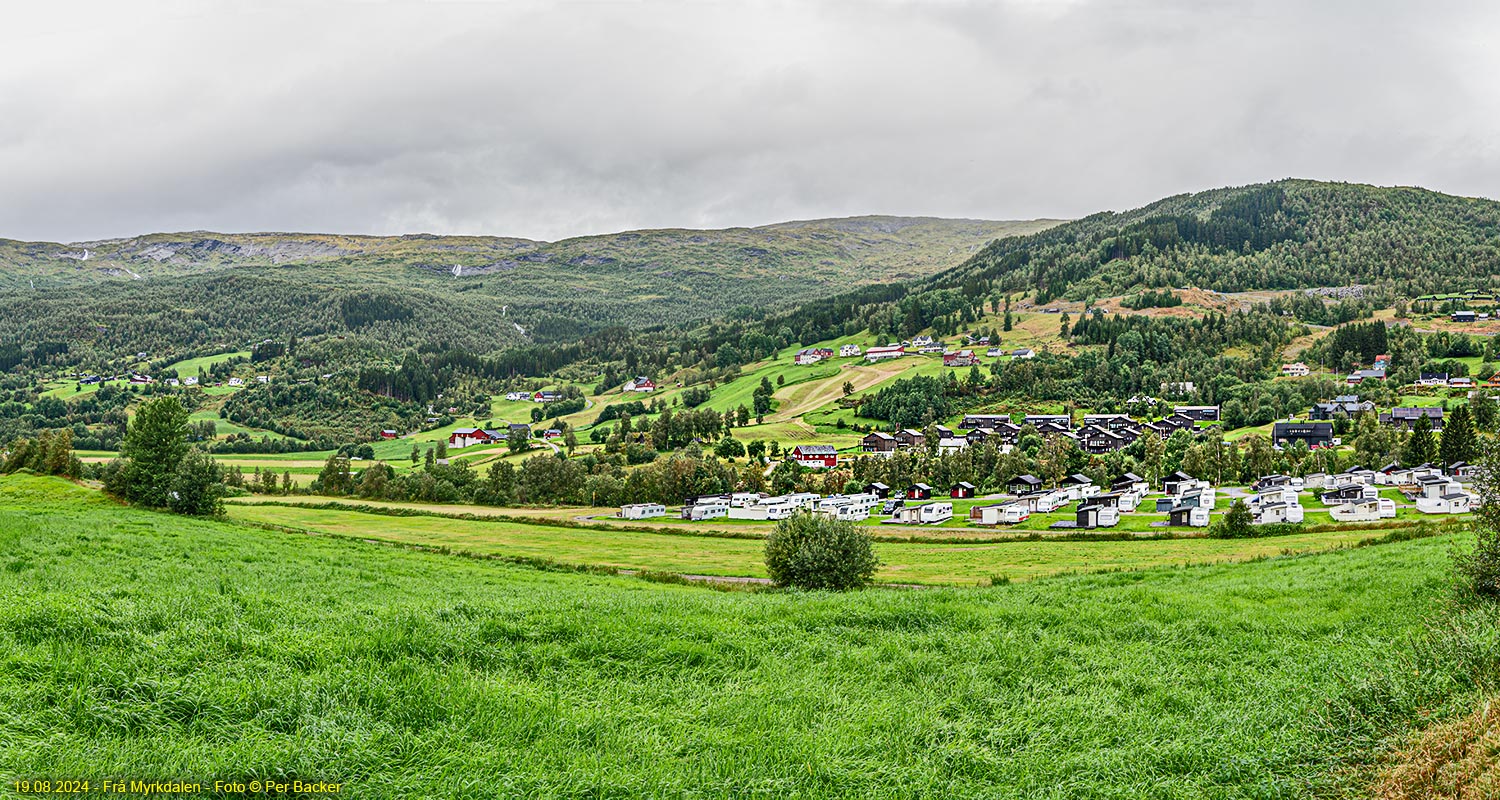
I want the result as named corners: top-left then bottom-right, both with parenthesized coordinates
top-left (1254, 502), bottom-right (1304, 524)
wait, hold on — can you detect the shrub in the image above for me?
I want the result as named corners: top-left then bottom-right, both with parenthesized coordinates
top-left (1457, 442), bottom-right (1500, 598)
top-left (764, 513), bottom-right (879, 591)
top-left (167, 449), bottom-right (226, 517)
top-left (1209, 499), bottom-right (1254, 539)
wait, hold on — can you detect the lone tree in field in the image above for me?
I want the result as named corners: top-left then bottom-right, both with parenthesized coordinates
top-left (116, 395), bottom-right (191, 507)
top-left (764, 513), bottom-right (879, 591)
top-left (106, 395), bottom-right (224, 515)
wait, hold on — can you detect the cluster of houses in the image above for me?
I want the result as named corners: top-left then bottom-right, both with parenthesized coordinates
top-left (1415, 372), bottom-right (1476, 390)
top-left (1346, 354), bottom-right (1390, 385)
top-left (789, 335), bottom-right (1036, 368)
top-left (75, 371), bottom-right (265, 389)
top-left (851, 406), bottom-right (1222, 461)
top-left (503, 389), bottom-right (571, 402)
top-left (794, 348), bottom-right (835, 366)
top-left (1272, 396), bottom-right (1449, 450)
top-left (448, 423), bottom-right (533, 448)
top-left (1284, 355), bottom-right (1490, 391)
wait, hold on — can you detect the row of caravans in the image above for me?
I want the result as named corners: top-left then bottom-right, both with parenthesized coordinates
top-left (968, 484), bottom-right (1147, 528)
top-left (626, 491), bottom-right (962, 525)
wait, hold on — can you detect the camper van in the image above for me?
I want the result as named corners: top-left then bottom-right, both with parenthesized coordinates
top-left (969, 503), bottom-right (1030, 525)
top-left (619, 503), bottom-right (666, 520)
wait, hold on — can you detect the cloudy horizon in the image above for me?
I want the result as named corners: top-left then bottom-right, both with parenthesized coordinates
top-left (3, 0), bottom-right (1498, 244)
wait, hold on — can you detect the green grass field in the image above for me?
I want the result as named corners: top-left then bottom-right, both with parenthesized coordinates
top-left (223, 498), bottom-right (1431, 585)
top-left (161, 350), bottom-right (251, 377)
top-left (0, 473), bottom-right (1484, 797)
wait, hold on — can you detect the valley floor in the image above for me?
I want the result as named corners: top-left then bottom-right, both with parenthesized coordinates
top-left (223, 496), bottom-right (1432, 585)
top-left (0, 474), bottom-right (1490, 798)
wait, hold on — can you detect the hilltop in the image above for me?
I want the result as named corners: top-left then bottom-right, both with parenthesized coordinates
top-left (0, 216), bottom-right (1057, 354)
top-left (932, 179), bottom-right (1500, 301)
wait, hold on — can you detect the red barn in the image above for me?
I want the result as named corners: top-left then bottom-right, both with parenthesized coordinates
top-left (789, 444), bottom-right (838, 469)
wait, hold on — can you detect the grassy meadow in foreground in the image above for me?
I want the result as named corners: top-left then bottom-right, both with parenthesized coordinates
top-left (0, 473), bottom-right (1474, 798)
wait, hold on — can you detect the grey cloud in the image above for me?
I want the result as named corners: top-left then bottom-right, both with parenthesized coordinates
top-left (2, 0), bottom-right (1499, 243)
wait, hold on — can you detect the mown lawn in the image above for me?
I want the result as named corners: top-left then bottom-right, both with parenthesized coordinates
top-left (0, 473), bottom-right (1468, 798)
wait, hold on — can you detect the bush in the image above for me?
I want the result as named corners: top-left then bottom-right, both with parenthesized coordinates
top-left (764, 513), bottom-right (879, 591)
top-left (1457, 442), bottom-right (1500, 598)
top-left (1208, 499), bottom-right (1254, 539)
top-left (167, 449), bottom-right (226, 516)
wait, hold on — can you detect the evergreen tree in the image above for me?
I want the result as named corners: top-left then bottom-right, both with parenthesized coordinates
top-left (1472, 393), bottom-right (1497, 432)
top-left (1440, 403), bottom-right (1478, 467)
top-left (1402, 414), bottom-right (1437, 467)
top-left (116, 396), bottom-right (191, 507)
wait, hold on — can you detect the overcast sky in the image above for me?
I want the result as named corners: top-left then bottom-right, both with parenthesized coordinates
top-left (3, 0), bottom-right (1498, 243)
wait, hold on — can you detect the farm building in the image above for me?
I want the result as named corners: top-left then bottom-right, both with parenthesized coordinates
top-left (790, 444), bottom-right (838, 469)
top-left (943, 350), bottom-right (977, 367)
top-left (380, 429), bottom-right (399, 439)
top-left (449, 428), bottom-right (507, 448)
top-left (795, 348), bottom-right (834, 365)
top-left (864, 345), bottom-right (906, 362)
top-left (623, 377), bottom-right (657, 392)
top-left (1280, 362), bottom-right (1310, 377)
top-left (1010, 348), bottom-right (1035, 359)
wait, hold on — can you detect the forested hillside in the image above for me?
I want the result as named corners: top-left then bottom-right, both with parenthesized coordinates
top-left (932, 180), bottom-right (1500, 302)
top-left (0, 216), bottom-right (1054, 353)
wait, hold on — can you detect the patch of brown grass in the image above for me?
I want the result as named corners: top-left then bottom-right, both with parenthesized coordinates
top-left (1372, 697), bottom-right (1500, 799)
